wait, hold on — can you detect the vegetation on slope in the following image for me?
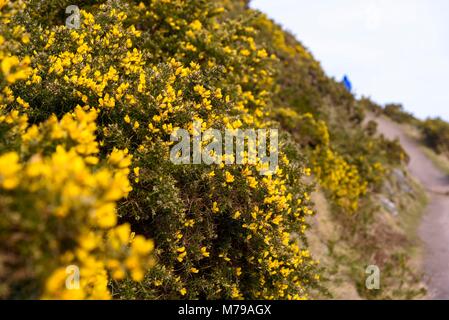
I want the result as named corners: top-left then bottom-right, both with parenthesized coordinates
top-left (0, 0), bottom-right (427, 299)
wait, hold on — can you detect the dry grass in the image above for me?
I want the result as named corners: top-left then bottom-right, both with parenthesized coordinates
top-left (308, 189), bottom-right (361, 300)
top-left (308, 172), bottom-right (428, 300)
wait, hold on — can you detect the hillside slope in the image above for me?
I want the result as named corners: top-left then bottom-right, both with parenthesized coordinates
top-left (0, 0), bottom-right (430, 299)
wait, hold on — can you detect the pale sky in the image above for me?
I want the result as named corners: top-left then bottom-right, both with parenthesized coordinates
top-left (251, 0), bottom-right (449, 121)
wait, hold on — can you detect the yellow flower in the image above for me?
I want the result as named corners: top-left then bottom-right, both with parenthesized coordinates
top-left (231, 286), bottom-right (242, 299)
top-left (99, 94), bottom-right (115, 108)
top-left (108, 148), bottom-right (133, 169)
top-left (200, 247), bottom-right (210, 257)
top-left (0, 152), bottom-right (21, 190)
top-left (189, 20), bottom-right (202, 31)
top-left (93, 203), bottom-right (117, 228)
top-left (177, 246), bottom-right (186, 253)
top-left (79, 232), bottom-right (100, 251)
top-left (236, 267), bottom-right (242, 277)
top-left (225, 171), bottom-right (235, 183)
top-left (1, 56), bottom-right (19, 76)
top-left (184, 219), bottom-right (195, 227)
top-left (1, 56), bottom-right (31, 83)
top-left (240, 49), bottom-right (250, 57)
top-left (16, 96), bottom-right (30, 109)
top-left (247, 176), bottom-right (258, 188)
top-left (190, 267), bottom-right (199, 274)
top-left (131, 268), bottom-right (144, 282)
top-left (45, 268), bottom-right (73, 295)
top-left (257, 49), bottom-right (268, 58)
top-left (112, 269), bottom-right (126, 280)
top-left (22, 34), bottom-right (30, 44)
top-left (212, 201), bottom-right (219, 213)
top-left (132, 235), bottom-right (154, 255)
top-left (177, 251), bottom-right (187, 262)
top-left (179, 288), bottom-right (187, 296)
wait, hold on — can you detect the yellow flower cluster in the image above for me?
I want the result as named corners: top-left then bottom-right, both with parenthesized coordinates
top-left (1, 55), bottom-right (31, 83)
top-left (0, 2), bottom-right (154, 298)
top-left (0, 151), bottom-right (19, 188)
top-left (313, 147), bottom-right (367, 212)
top-left (275, 108), bottom-right (369, 213)
top-left (301, 116), bottom-right (368, 212)
top-left (0, 110), bottom-right (154, 297)
top-left (0, 142), bottom-right (154, 299)
top-left (0, 1), bottom-right (31, 86)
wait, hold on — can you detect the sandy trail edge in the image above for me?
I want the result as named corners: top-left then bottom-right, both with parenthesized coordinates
top-left (367, 114), bottom-right (449, 299)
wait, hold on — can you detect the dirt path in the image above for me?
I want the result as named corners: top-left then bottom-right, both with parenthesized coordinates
top-left (368, 114), bottom-right (449, 299)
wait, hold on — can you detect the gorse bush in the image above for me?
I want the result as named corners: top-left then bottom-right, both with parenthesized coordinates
top-left (383, 103), bottom-right (416, 125)
top-left (1, 0), bottom-right (320, 299)
top-left (420, 117), bottom-right (449, 156)
top-left (274, 108), bottom-right (368, 212)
